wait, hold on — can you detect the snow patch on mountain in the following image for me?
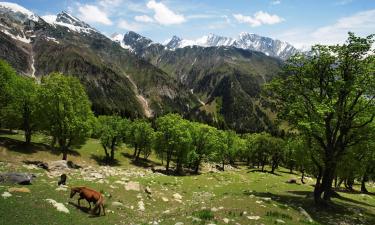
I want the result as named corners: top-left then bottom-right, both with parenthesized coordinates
top-left (111, 33), bottom-right (134, 51)
top-left (1, 29), bottom-right (31, 43)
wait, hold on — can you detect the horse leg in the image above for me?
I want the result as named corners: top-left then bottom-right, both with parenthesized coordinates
top-left (78, 197), bottom-right (84, 206)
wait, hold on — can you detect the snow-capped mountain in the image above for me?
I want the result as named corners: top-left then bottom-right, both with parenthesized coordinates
top-left (42, 11), bottom-right (96, 34)
top-left (163, 32), bottom-right (298, 60)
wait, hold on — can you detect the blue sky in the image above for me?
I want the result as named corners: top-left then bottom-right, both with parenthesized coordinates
top-left (6, 0), bottom-right (375, 48)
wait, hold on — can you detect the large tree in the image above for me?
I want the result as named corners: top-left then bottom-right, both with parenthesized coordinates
top-left (188, 122), bottom-right (218, 173)
top-left (39, 73), bottom-right (95, 160)
top-left (265, 33), bottom-right (375, 204)
top-left (128, 119), bottom-right (155, 161)
top-left (155, 114), bottom-right (192, 174)
top-left (1, 76), bottom-right (39, 144)
top-left (0, 60), bottom-right (17, 124)
top-left (97, 115), bottom-right (129, 162)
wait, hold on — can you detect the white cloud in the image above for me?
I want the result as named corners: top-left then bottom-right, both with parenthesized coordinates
top-left (134, 15), bottom-right (154, 23)
top-left (271, 0), bottom-right (281, 5)
top-left (77, 4), bottom-right (112, 25)
top-left (274, 9), bottom-right (375, 48)
top-left (118, 19), bottom-right (141, 31)
top-left (233, 11), bottom-right (284, 27)
top-left (146, 0), bottom-right (186, 25)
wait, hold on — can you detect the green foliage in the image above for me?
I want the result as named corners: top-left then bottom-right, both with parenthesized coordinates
top-left (2, 75), bottom-right (40, 144)
top-left (39, 73), bottom-right (95, 160)
top-left (0, 60), bottom-right (17, 119)
top-left (264, 33), bottom-right (375, 202)
top-left (128, 119), bottom-right (155, 161)
top-left (155, 114), bottom-right (192, 173)
top-left (97, 115), bottom-right (129, 161)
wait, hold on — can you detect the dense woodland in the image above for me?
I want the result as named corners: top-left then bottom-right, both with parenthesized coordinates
top-left (0, 33), bottom-right (374, 207)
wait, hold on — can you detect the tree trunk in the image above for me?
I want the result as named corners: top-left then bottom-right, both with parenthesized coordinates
top-left (301, 169), bottom-right (305, 184)
top-left (361, 172), bottom-right (368, 193)
top-left (135, 147), bottom-right (141, 161)
top-left (23, 103), bottom-right (32, 145)
top-left (222, 160), bottom-right (225, 171)
top-left (133, 144), bottom-right (138, 158)
top-left (102, 145), bottom-right (110, 160)
top-left (165, 151), bottom-right (171, 172)
top-left (25, 129), bottom-right (32, 145)
top-left (59, 138), bottom-right (68, 160)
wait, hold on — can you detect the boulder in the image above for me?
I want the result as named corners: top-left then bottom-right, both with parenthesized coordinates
top-left (48, 160), bottom-right (69, 171)
top-left (0, 172), bottom-right (36, 185)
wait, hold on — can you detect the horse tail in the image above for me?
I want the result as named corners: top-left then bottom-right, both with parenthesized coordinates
top-left (94, 194), bottom-right (105, 216)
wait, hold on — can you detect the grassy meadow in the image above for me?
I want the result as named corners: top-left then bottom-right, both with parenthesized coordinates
top-left (0, 132), bottom-right (374, 225)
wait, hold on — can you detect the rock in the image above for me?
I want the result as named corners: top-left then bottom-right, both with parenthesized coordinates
top-left (162, 197), bottom-right (169, 202)
top-left (163, 210), bottom-right (170, 214)
top-left (112, 201), bottom-right (124, 207)
top-left (223, 218), bottom-right (229, 223)
top-left (55, 186), bottom-right (67, 192)
top-left (48, 160), bottom-right (69, 171)
top-left (276, 219), bottom-right (285, 223)
top-left (173, 193), bottom-right (182, 200)
top-left (90, 172), bottom-right (104, 179)
top-left (286, 178), bottom-right (297, 184)
top-left (247, 216), bottom-right (260, 220)
top-left (114, 180), bottom-right (126, 185)
top-left (138, 200), bottom-right (145, 211)
top-left (0, 172), bottom-right (36, 185)
top-left (298, 207), bottom-right (313, 223)
top-left (23, 164), bottom-right (39, 170)
top-left (145, 186), bottom-right (152, 194)
top-left (125, 181), bottom-right (141, 191)
top-left (2, 191), bottom-right (12, 198)
top-left (175, 222), bottom-right (184, 225)
top-left (8, 187), bottom-right (31, 193)
top-left (211, 207), bottom-right (218, 212)
top-left (45, 199), bottom-right (69, 213)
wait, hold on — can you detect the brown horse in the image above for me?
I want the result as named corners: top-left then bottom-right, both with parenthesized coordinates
top-left (70, 186), bottom-right (105, 216)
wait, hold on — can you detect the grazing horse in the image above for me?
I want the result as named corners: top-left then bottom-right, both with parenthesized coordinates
top-left (70, 186), bottom-right (105, 216)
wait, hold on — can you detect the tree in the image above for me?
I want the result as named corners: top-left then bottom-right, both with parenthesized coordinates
top-left (1, 76), bottom-right (39, 144)
top-left (188, 122), bottom-right (218, 173)
top-left (0, 60), bottom-right (17, 125)
top-left (212, 130), bottom-right (241, 171)
top-left (265, 33), bottom-right (375, 204)
top-left (128, 119), bottom-right (155, 161)
top-left (39, 73), bottom-right (95, 160)
top-left (97, 116), bottom-right (129, 162)
top-left (155, 114), bottom-right (192, 174)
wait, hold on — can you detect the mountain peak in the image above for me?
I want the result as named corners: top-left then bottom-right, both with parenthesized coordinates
top-left (0, 1), bottom-right (39, 21)
top-left (55, 11), bottom-right (91, 29)
top-left (41, 11), bottom-right (95, 34)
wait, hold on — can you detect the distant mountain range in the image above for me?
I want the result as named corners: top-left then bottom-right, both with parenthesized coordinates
top-left (0, 2), bottom-right (289, 133)
top-left (162, 33), bottom-right (298, 60)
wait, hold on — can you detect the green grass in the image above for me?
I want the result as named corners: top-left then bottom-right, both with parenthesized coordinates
top-left (1, 132), bottom-right (375, 225)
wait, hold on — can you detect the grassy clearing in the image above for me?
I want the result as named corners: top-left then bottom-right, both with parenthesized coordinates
top-left (0, 132), bottom-right (375, 225)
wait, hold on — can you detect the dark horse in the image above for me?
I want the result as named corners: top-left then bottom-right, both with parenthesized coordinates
top-left (70, 186), bottom-right (105, 216)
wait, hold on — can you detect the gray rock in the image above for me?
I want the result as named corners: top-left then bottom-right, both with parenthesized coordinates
top-left (48, 160), bottom-right (69, 171)
top-left (0, 172), bottom-right (36, 185)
